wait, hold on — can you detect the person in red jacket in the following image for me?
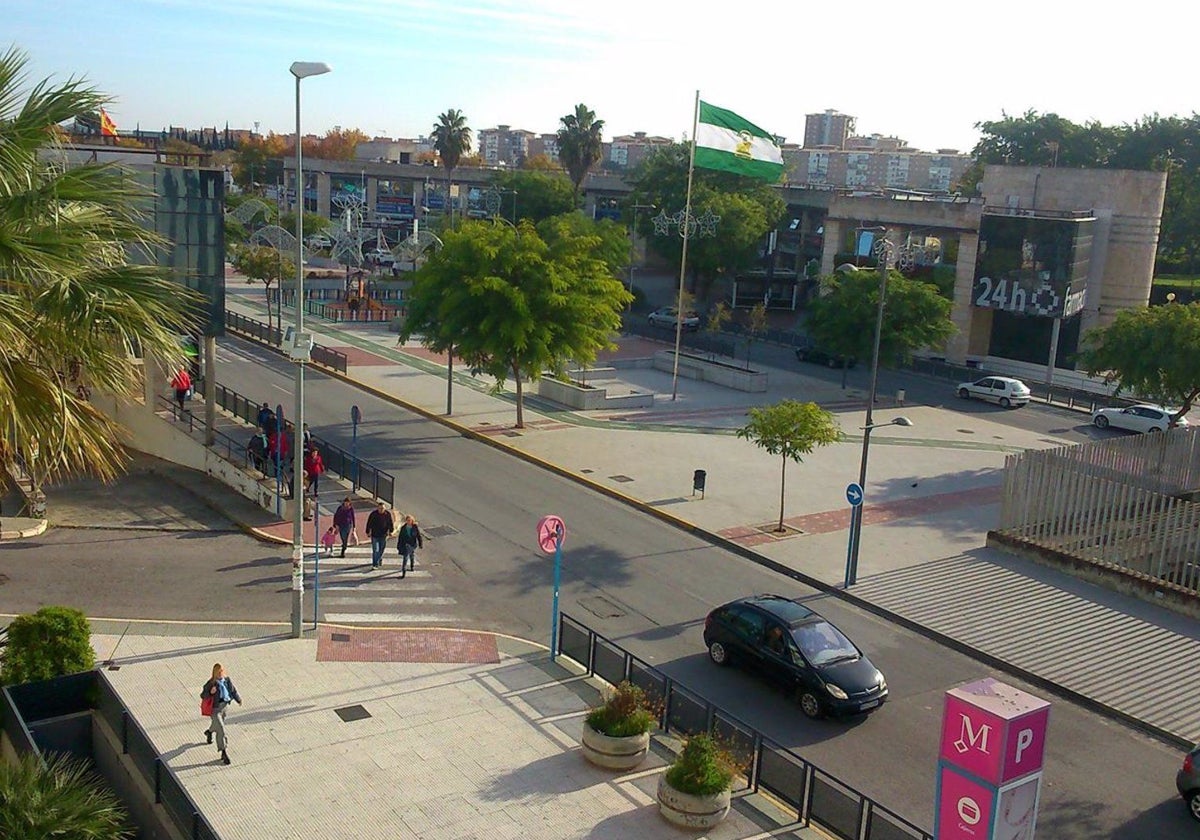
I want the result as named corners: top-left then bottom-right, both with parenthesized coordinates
top-left (303, 446), bottom-right (325, 496)
top-left (170, 368), bottom-right (192, 412)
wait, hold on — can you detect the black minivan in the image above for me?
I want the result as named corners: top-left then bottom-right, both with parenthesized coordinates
top-left (703, 594), bottom-right (887, 719)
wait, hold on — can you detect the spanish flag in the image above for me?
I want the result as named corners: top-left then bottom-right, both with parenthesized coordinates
top-left (99, 108), bottom-right (118, 137)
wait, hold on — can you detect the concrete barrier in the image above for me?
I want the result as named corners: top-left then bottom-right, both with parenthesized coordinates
top-left (652, 350), bottom-right (767, 392)
top-left (537, 374), bottom-right (654, 410)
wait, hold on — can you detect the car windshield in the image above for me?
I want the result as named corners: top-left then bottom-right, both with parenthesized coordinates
top-left (790, 620), bottom-right (858, 666)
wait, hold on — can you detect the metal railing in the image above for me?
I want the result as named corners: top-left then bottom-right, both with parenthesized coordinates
top-left (224, 310), bottom-right (348, 374)
top-left (557, 614), bottom-right (931, 840)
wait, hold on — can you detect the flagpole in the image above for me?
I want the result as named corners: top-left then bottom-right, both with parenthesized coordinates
top-left (671, 91), bottom-right (700, 402)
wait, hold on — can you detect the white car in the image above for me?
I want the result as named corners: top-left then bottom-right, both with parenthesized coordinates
top-left (1092, 404), bottom-right (1188, 434)
top-left (956, 376), bottom-right (1031, 408)
top-left (305, 234), bottom-right (333, 249)
top-left (647, 307), bottom-right (701, 331)
top-left (366, 248), bottom-right (396, 267)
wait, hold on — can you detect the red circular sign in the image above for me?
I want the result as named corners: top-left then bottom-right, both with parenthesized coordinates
top-left (536, 515), bottom-right (566, 554)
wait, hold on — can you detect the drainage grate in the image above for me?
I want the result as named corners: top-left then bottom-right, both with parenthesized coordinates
top-left (503, 431), bottom-right (522, 437)
top-left (425, 524), bottom-right (460, 538)
top-left (331, 632), bottom-right (351, 642)
top-left (334, 704), bottom-right (372, 723)
top-left (609, 474), bottom-right (634, 483)
top-left (580, 469), bottom-right (594, 474)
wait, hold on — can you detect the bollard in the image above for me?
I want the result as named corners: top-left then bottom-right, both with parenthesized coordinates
top-left (896, 388), bottom-right (906, 406)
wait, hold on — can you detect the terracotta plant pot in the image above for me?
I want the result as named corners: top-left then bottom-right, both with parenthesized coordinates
top-left (656, 774), bottom-right (731, 829)
top-left (580, 722), bottom-right (651, 771)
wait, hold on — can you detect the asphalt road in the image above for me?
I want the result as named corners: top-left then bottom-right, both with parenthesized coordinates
top-left (196, 335), bottom-right (1194, 838)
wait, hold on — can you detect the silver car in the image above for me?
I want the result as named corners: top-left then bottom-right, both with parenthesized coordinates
top-left (647, 307), bottom-right (700, 331)
top-left (1177, 743), bottom-right (1200, 822)
top-left (1092, 404), bottom-right (1188, 434)
top-left (956, 376), bottom-right (1031, 408)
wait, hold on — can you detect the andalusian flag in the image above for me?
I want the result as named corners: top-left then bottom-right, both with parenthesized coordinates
top-left (99, 108), bottom-right (118, 137)
top-left (694, 101), bottom-right (783, 182)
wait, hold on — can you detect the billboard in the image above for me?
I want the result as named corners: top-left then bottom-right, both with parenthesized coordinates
top-left (972, 215), bottom-right (1092, 319)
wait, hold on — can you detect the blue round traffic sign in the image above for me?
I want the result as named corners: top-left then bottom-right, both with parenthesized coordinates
top-left (845, 483), bottom-right (864, 507)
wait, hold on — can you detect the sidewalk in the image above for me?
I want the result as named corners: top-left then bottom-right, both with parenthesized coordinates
top-left (92, 628), bottom-right (815, 840)
top-left (224, 291), bottom-right (1200, 748)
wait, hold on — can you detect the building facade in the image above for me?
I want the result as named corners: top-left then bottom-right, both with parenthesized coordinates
top-left (477, 125), bottom-right (537, 167)
top-left (803, 110), bottom-right (856, 150)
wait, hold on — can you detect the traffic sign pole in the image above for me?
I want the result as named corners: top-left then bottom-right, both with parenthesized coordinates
top-left (843, 482), bottom-right (863, 589)
top-left (536, 515), bottom-right (567, 662)
top-left (551, 533), bottom-right (562, 662)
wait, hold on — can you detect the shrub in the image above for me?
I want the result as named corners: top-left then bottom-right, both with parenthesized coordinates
top-left (0, 752), bottom-right (131, 839)
top-left (664, 733), bottom-right (741, 797)
top-left (584, 680), bottom-right (659, 738)
top-left (1, 606), bottom-right (95, 686)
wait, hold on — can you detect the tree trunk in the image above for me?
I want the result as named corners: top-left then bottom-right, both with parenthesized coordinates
top-left (512, 362), bottom-right (524, 428)
top-left (777, 456), bottom-right (786, 532)
top-left (264, 283), bottom-right (274, 339)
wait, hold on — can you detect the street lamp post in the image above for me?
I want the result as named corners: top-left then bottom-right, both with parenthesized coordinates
top-left (289, 60), bottom-right (332, 639)
top-left (844, 236), bottom-right (904, 588)
top-left (627, 203), bottom-right (655, 308)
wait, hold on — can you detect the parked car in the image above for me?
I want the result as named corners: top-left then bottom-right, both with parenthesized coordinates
top-left (366, 248), bottom-right (396, 267)
top-left (794, 338), bottom-right (856, 369)
top-left (1176, 743), bottom-right (1200, 822)
top-left (647, 307), bottom-right (700, 331)
top-left (956, 376), bottom-right (1031, 408)
top-left (703, 594), bottom-right (888, 719)
top-left (1091, 403), bottom-right (1188, 434)
top-left (305, 234), bottom-right (333, 249)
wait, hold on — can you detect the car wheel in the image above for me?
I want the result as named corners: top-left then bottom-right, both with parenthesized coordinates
top-left (797, 689), bottom-right (823, 719)
top-left (707, 641), bottom-right (730, 667)
top-left (1148, 426), bottom-right (1163, 433)
top-left (1188, 790), bottom-right (1200, 822)
top-left (795, 351), bottom-right (808, 362)
top-left (957, 388), bottom-right (970, 399)
top-left (1094, 415), bottom-right (1109, 429)
top-left (1000, 397), bottom-right (1011, 408)
top-left (827, 358), bottom-right (838, 368)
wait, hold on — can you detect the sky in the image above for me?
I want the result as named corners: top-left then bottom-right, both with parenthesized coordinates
top-left (8, 0), bottom-right (1197, 155)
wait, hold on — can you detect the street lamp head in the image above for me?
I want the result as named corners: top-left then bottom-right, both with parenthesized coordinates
top-left (892, 416), bottom-right (913, 427)
top-left (290, 61), bottom-right (332, 79)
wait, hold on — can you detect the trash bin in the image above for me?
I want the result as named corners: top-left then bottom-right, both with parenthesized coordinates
top-left (693, 469), bottom-right (707, 497)
top-left (896, 389), bottom-right (906, 406)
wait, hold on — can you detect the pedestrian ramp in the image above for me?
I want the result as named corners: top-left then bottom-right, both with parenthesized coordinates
top-left (305, 545), bottom-right (460, 626)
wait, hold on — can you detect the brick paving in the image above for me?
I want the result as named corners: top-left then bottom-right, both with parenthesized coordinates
top-left (316, 625), bottom-right (500, 664)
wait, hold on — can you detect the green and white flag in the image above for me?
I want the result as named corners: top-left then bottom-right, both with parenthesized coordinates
top-left (694, 100), bottom-right (784, 182)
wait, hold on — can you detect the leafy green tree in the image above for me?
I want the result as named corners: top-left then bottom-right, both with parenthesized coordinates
top-left (490, 169), bottom-right (575, 224)
top-left (557, 103), bottom-right (605, 200)
top-left (1079, 302), bottom-right (1200, 421)
top-left (1, 606), bottom-right (95, 686)
top-left (807, 269), bottom-right (955, 372)
top-left (0, 47), bottom-right (197, 485)
top-left (737, 401), bottom-right (841, 533)
top-left (705, 302), bottom-right (731, 359)
top-left (628, 143), bottom-right (784, 300)
top-left (432, 108), bottom-right (472, 216)
top-left (400, 219), bottom-right (631, 427)
top-left (742, 302), bottom-right (769, 370)
top-left (0, 753), bottom-right (131, 840)
top-left (231, 245), bottom-right (294, 336)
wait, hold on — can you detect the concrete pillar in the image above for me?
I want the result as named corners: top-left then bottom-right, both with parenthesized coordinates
top-left (203, 336), bottom-right (216, 446)
top-left (945, 232), bottom-right (981, 363)
top-left (316, 172), bottom-right (332, 220)
top-left (820, 219), bottom-right (844, 276)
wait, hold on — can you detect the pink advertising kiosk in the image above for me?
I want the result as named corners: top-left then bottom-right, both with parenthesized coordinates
top-left (935, 678), bottom-right (1050, 840)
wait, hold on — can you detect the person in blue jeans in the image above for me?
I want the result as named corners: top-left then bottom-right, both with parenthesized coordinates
top-left (396, 514), bottom-right (423, 578)
top-left (364, 501), bottom-right (395, 569)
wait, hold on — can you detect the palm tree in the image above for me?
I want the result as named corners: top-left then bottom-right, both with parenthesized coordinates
top-left (557, 103), bottom-right (605, 201)
top-left (0, 752), bottom-right (132, 840)
top-left (432, 109), bottom-right (472, 218)
top-left (0, 46), bottom-right (197, 486)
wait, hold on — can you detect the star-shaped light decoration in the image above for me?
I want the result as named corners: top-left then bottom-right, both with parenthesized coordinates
top-left (651, 210), bottom-right (674, 236)
top-left (873, 237), bottom-right (894, 268)
top-left (672, 210), bottom-right (698, 239)
top-left (483, 188), bottom-right (502, 218)
top-left (329, 193), bottom-right (373, 267)
top-left (397, 229), bottom-right (444, 266)
top-left (695, 209), bottom-right (721, 238)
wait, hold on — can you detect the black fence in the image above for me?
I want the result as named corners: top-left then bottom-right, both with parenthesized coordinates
top-left (209, 381), bottom-right (395, 505)
top-left (2, 670), bottom-right (219, 840)
top-left (557, 614), bottom-right (931, 840)
top-left (224, 310), bottom-right (348, 374)
top-left (624, 319), bottom-right (736, 359)
top-left (908, 357), bottom-right (1137, 414)
top-left (157, 394), bottom-right (258, 474)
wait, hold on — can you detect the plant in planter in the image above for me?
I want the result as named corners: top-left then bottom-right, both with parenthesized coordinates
top-left (657, 733), bottom-right (742, 829)
top-left (579, 680), bottom-right (660, 771)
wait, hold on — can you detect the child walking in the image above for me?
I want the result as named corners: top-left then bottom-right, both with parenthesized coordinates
top-left (321, 525), bottom-right (337, 556)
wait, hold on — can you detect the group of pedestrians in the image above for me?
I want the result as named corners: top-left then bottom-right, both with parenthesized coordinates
top-left (247, 404), bottom-right (326, 510)
top-left (327, 498), bottom-right (422, 575)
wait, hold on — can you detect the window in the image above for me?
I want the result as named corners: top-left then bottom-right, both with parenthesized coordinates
top-left (728, 606), bottom-right (766, 641)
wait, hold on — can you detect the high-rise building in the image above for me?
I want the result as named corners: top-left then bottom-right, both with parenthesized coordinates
top-left (803, 109), bottom-right (856, 150)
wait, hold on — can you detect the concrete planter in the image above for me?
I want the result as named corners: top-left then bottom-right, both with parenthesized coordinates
top-left (656, 774), bottom-right (731, 829)
top-left (579, 723), bottom-right (651, 771)
top-left (652, 350), bottom-right (767, 392)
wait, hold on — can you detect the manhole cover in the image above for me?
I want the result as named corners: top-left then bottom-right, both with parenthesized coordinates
top-left (609, 475), bottom-right (634, 483)
top-left (581, 469), bottom-right (594, 474)
top-left (579, 594), bottom-right (625, 619)
top-left (334, 704), bottom-right (372, 722)
top-left (331, 632), bottom-right (351, 642)
top-left (425, 524), bottom-right (459, 538)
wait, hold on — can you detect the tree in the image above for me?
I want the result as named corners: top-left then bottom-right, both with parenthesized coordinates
top-left (311, 127), bottom-right (369, 160)
top-left (807, 269), bottom-right (955, 372)
top-left (557, 103), bottom-right (605, 200)
top-left (0, 753), bottom-right (131, 840)
top-left (742, 302), bottom-right (769, 370)
top-left (1078, 301), bottom-right (1200, 421)
top-left (705, 301), bottom-right (731, 359)
top-left (0, 46), bottom-right (197, 485)
top-left (489, 169), bottom-right (575, 224)
top-left (400, 218), bottom-right (631, 428)
top-left (231, 245), bottom-right (294, 336)
top-left (737, 401), bottom-right (840, 533)
top-left (629, 143), bottom-right (784, 301)
top-left (432, 108), bottom-right (472, 182)
top-left (232, 132), bottom-right (289, 188)
top-left (1, 606), bottom-right (95, 686)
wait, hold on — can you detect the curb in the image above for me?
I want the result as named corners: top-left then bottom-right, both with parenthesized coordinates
top-left (228, 330), bottom-right (1195, 752)
top-left (0, 519), bottom-right (48, 540)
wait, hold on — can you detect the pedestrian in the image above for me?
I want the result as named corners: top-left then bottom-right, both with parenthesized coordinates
top-left (303, 446), bottom-right (325, 496)
top-left (396, 514), bottom-right (423, 578)
top-left (321, 525), bottom-right (337, 557)
top-left (200, 662), bottom-right (242, 766)
top-left (302, 422), bottom-right (313, 450)
top-left (170, 367), bottom-right (192, 413)
top-left (332, 497), bottom-right (356, 558)
top-left (364, 501), bottom-right (395, 569)
top-left (256, 402), bottom-right (276, 434)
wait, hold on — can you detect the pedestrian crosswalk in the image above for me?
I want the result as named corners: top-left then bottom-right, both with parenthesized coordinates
top-left (303, 545), bottom-right (460, 626)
